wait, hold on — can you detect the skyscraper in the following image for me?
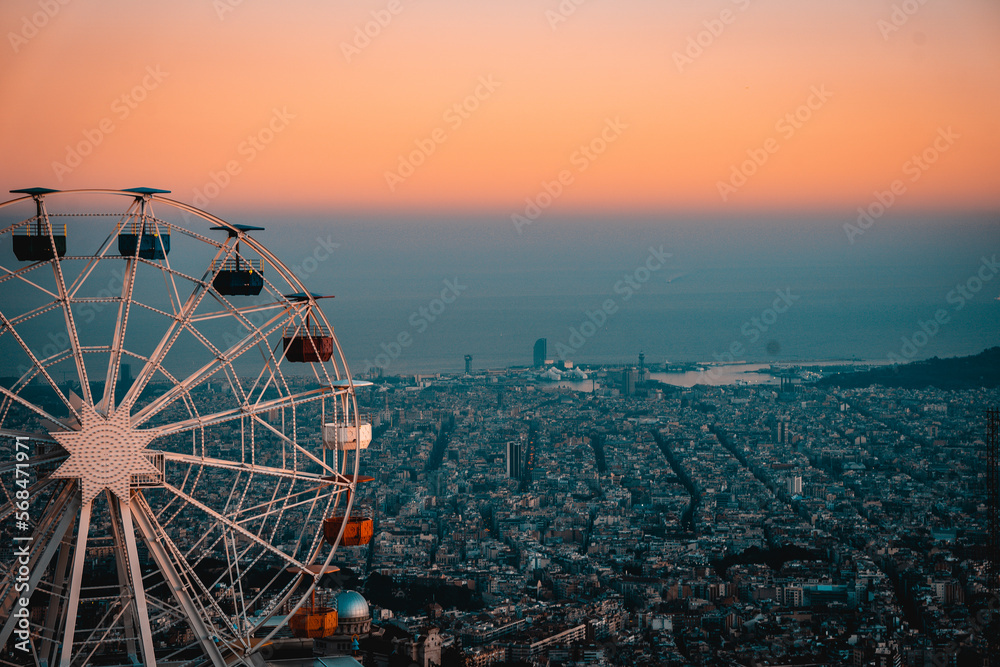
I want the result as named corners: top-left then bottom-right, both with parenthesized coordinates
top-left (533, 338), bottom-right (547, 368)
top-left (622, 369), bottom-right (637, 396)
top-left (787, 475), bottom-right (803, 496)
top-left (506, 441), bottom-right (522, 480)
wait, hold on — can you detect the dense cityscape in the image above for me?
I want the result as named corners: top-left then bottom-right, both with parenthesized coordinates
top-left (314, 354), bottom-right (1000, 666)
top-left (2, 328), bottom-right (997, 667)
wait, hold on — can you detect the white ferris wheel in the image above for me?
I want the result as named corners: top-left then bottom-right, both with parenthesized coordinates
top-left (0, 188), bottom-right (373, 666)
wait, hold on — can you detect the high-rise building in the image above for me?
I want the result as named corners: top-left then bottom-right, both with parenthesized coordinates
top-left (774, 419), bottom-right (790, 444)
top-left (465, 354), bottom-right (472, 374)
top-left (533, 338), bottom-right (547, 368)
top-left (622, 369), bottom-right (637, 396)
top-left (787, 475), bottom-right (802, 496)
top-left (506, 441), bottom-right (522, 480)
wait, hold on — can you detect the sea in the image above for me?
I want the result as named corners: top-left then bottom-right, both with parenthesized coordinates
top-left (262, 212), bottom-right (998, 376)
top-left (1, 208), bottom-right (996, 379)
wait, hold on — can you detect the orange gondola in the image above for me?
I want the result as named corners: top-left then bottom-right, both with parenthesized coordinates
top-left (323, 475), bottom-right (375, 546)
top-left (323, 516), bottom-right (374, 546)
top-left (288, 588), bottom-right (338, 638)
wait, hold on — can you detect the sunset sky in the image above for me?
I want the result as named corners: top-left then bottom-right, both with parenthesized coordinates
top-left (1, 0), bottom-right (999, 215)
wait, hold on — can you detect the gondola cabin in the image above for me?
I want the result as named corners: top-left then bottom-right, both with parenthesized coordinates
top-left (282, 298), bottom-right (334, 362)
top-left (13, 226), bottom-right (66, 261)
top-left (323, 475), bottom-right (375, 547)
top-left (288, 606), bottom-right (339, 639)
top-left (323, 516), bottom-right (374, 546)
top-left (117, 188), bottom-right (171, 259)
top-left (210, 224), bottom-right (265, 295)
top-left (10, 188), bottom-right (65, 261)
top-left (118, 231), bottom-right (170, 259)
top-left (322, 421), bottom-right (372, 450)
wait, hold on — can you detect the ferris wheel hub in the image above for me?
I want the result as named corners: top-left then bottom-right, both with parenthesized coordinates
top-left (50, 404), bottom-right (161, 504)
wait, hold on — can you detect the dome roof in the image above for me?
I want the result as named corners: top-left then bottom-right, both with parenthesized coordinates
top-left (336, 590), bottom-right (370, 621)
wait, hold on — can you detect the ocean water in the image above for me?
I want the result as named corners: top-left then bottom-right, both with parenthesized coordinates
top-left (1, 208), bottom-right (997, 378)
top-left (289, 212), bottom-right (999, 375)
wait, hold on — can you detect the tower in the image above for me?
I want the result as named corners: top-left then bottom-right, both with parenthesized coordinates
top-left (787, 475), bottom-right (802, 496)
top-left (638, 352), bottom-right (646, 383)
top-left (533, 338), bottom-right (547, 367)
top-left (622, 369), bottom-right (636, 396)
top-left (507, 441), bottom-right (522, 480)
top-left (465, 354), bottom-right (472, 374)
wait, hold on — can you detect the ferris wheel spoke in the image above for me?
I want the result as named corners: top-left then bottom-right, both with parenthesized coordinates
top-left (118, 498), bottom-right (158, 665)
top-left (160, 452), bottom-right (335, 486)
top-left (190, 300), bottom-right (286, 324)
top-left (74, 600), bottom-right (135, 667)
top-left (62, 222), bottom-right (125, 299)
top-left (98, 250), bottom-right (139, 415)
top-left (129, 315), bottom-right (289, 428)
top-left (0, 448), bottom-right (67, 478)
top-left (250, 412), bottom-right (339, 476)
top-left (149, 385), bottom-right (331, 436)
top-left (0, 261), bottom-right (60, 299)
top-left (161, 481), bottom-right (310, 573)
top-left (106, 493), bottom-right (139, 662)
top-left (233, 484), bottom-right (342, 525)
top-left (39, 507), bottom-right (76, 667)
top-left (0, 474), bottom-right (62, 522)
top-left (0, 484), bottom-right (77, 650)
top-left (119, 265), bottom-right (218, 417)
top-left (0, 382), bottom-right (74, 432)
top-left (235, 486), bottom-right (338, 528)
top-left (130, 495), bottom-right (229, 667)
top-left (0, 309), bottom-right (77, 419)
top-left (47, 232), bottom-right (93, 409)
top-left (57, 497), bottom-right (92, 667)
top-left (0, 426), bottom-right (58, 443)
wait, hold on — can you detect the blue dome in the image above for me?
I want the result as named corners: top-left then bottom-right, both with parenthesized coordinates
top-left (336, 590), bottom-right (370, 621)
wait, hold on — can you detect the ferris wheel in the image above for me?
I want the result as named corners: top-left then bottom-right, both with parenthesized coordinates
top-left (0, 188), bottom-right (373, 666)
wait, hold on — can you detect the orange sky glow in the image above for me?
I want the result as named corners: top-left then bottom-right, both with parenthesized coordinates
top-left (1, 0), bottom-right (998, 215)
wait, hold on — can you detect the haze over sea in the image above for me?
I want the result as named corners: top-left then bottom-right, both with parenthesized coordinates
top-left (223, 210), bottom-right (999, 375)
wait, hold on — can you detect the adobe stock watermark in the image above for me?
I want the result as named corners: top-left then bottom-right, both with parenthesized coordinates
top-left (384, 76), bottom-right (501, 192)
top-left (360, 278), bottom-right (468, 374)
top-left (886, 254), bottom-right (997, 364)
top-left (189, 107), bottom-right (295, 209)
top-left (554, 246), bottom-right (671, 360)
top-left (843, 126), bottom-right (958, 244)
top-left (8, 0), bottom-right (72, 53)
top-left (876, 0), bottom-right (932, 40)
top-left (545, 0), bottom-right (591, 30)
top-left (700, 287), bottom-right (800, 382)
top-left (717, 85), bottom-right (833, 202)
top-left (51, 65), bottom-right (169, 182)
top-left (213, 0), bottom-right (246, 20)
top-left (340, 0), bottom-right (412, 63)
top-left (10, 436), bottom-right (33, 653)
top-left (289, 235), bottom-right (340, 283)
top-left (673, 0), bottom-right (753, 73)
top-left (512, 117), bottom-right (628, 234)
